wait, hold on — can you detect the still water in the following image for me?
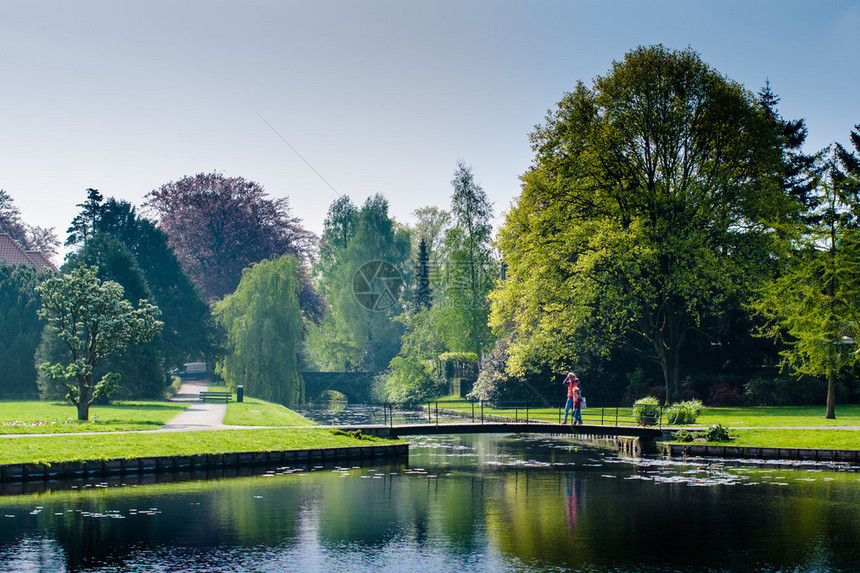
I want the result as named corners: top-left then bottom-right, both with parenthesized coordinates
top-left (0, 406), bottom-right (858, 572)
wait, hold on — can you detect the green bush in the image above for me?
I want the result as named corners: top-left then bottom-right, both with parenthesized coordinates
top-left (744, 376), bottom-right (825, 406)
top-left (665, 399), bottom-right (703, 425)
top-left (705, 423), bottom-right (730, 442)
top-left (633, 396), bottom-right (661, 426)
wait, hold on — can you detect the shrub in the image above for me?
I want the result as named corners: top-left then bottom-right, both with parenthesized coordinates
top-left (665, 399), bottom-right (703, 425)
top-left (743, 376), bottom-right (826, 406)
top-left (707, 382), bottom-right (745, 406)
top-left (633, 396), bottom-right (661, 426)
top-left (705, 423), bottom-right (730, 442)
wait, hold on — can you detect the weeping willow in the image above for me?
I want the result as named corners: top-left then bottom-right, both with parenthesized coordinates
top-left (216, 255), bottom-right (303, 405)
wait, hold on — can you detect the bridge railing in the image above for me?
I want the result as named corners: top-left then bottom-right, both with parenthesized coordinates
top-left (402, 398), bottom-right (666, 429)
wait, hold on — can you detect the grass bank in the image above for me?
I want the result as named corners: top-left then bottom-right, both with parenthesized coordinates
top-left (0, 401), bottom-right (188, 434)
top-left (209, 385), bottom-right (315, 427)
top-left (0, 428), bottom-right (398, 466)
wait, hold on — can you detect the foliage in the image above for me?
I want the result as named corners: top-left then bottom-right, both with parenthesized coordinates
top-left (750, 177), bottom-right (860, 418)
top-left (217, 255), bottom-right (304, 406)
top-left (58, 233), bottom-right (166, 399)
top-left (491, 45), bottom-right (796, 403)
top-left (309, 195), bottom-right (411, 372)
top-left (145, 172), bottom-right (319, 303)
top-left (438, 351), bottom-right (478, 362)
top-left (372, 355), bottom-right (444, 406)
top-left (707, 382), bottom-right (746, 406)
top-left (743, 375), bottom-right (827, 406)
top-left (705, 423), bottom-right (731, 442)
top-left (0, 265), bottom-right (48, 398)
top-left (664, 400), bottom-right (703, 425)
top-left (673, 422), bottom-right (730, 441)
top-left (435, 161), bottom-right (497, 356)
top-left (632, 396), bottom-right (661, 426)
top-left (80, 197), bottom-right (223, 367)
top-left (0, 189), bottom-right (60, 255)
top-left (36, 266), bottom-right (162, 420)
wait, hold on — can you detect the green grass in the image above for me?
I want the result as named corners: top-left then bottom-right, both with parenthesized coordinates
top-left (724, 428), bottom-right (860, 449)
top-left (0, 428), bottom-right (400, 465)
top-left (224, 397), bottom-right (315, 426)
top-left (693, 404), bottom-right (860, 427)
top-left (204, 384), bottom-right (315, 427)
top-left (0, 400), bottom-right (188, 434)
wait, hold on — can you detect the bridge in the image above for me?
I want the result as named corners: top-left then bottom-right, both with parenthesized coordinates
top-left (301, 372), bottom-right (375, 403)
top-left (340, 421), bottom-right (670, 455)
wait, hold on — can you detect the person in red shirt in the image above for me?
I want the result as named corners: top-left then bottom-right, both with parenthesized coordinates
top-left (562, 372), bottom-right (580, 423)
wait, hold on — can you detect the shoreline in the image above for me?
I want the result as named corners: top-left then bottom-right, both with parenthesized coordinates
top-left (0, 442), bottom-right (408, 491)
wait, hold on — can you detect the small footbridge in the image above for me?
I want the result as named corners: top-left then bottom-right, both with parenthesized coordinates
top-left (338, 400), bottom-right (676, 455)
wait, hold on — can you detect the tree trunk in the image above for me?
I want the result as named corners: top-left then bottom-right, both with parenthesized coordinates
top-left (825, 367), bottom-right (837, 419)
top-left (76, 379), bottom-right (90, 421)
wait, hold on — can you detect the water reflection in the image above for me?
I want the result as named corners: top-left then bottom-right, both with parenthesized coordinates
top-left (0, 406), bottom-right (858, 571)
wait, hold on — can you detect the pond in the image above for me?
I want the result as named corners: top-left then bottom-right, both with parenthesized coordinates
top-left (0, 405), bottom-right (858, 572)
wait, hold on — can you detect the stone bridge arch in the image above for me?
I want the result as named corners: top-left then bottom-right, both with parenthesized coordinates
top-left (301, 372), bottom-right (375, 403)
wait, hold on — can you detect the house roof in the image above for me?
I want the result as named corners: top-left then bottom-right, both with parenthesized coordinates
top-left (25, 250), bottom-right (59, 272)
top-left (0, 232), bottom-right (57, 271)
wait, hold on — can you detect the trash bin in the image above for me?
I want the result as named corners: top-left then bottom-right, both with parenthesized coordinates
top-left (237, 385), bottom-right (244, 403)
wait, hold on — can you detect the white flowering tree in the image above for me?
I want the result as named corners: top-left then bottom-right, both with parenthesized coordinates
top-left (37, 265), bottom-right (162, 420)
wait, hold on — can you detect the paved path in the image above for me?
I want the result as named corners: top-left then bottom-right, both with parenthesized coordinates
top-left (160, 378), bottom-right (236, 431)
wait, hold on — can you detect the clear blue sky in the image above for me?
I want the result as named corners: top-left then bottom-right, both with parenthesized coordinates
top-left (2, 0), bottom-right (858, 250)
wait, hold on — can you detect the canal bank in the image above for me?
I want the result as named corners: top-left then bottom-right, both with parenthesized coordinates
top-left (0, 442), bottom-right (408, 488)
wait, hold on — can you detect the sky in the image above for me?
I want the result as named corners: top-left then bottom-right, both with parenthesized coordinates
top-left (2, 0), bottom-right (858, 256)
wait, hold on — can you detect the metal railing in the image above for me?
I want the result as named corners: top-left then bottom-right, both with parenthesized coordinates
top-left (383, 399), bottom-right (667, 429)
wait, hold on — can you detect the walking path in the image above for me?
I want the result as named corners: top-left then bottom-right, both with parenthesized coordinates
top-left (159, 378), bottom-right (238, 431)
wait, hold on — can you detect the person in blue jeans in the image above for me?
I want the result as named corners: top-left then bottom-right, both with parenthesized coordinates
top-left (562, 372), bottom-right (580, 423)
top-left (571, 387), bottom-right (583, 425)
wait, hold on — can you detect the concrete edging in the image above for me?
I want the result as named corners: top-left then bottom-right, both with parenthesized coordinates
top-left (0, 443), bottom-right (409, 484)
top-left (660, 442), bottom-right (860, 463)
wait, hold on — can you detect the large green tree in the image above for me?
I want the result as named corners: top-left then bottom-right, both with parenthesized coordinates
top-left (62, 233), bottom-right (166, 399)
top-left (752, 126), bottom-right (860, 418)
top-left (37, 266), bottom-right (162, 420)
top-left (216, 255), bottom-right (304, 405)
top-left (309, 195), bottom-right (411, 372)
top-left (437, 161), bottom-right (497, 356)
top-left (491, 45), bottom-right (797, 402)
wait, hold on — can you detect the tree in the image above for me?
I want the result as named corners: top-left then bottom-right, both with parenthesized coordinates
top-left (438, 161), bottom-right (497, 356)
top-left (144, 172), bottom-right (317, 300)
top-left (0, 265), bottom-right (47, 398)
top-left (0, 189), bottom-right (59, 255)
top-left (72, 196), bottom-right (223, 367)
top-left (752, 125), bottom-right (860, 418)
top-left (751, 182), bottom-right (860, 419)
top-left (217, 256), bottom-right (304, 405)
top-left (37, 266), bottom-right (162, 420)
top-left (61, 234), bottom-right (166, 399)
top-left (491, 45), bottom-right (796, 402)
top-left (65, 188), bottom-right (104, 247)
top-left (308, 195), bottom-right (411, 372)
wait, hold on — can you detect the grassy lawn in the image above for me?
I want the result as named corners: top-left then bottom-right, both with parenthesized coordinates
top-left (224, 397), bottom-right (316, 426)
top-left (0, 401), bottom-right (188, 434)
top-left (0, 428), bottom-right (400, 465)
top-left (206, 384), bottom-right (316, 427)
top-left (693, 404), bottom-right (860, 427)
top-left (722, 428), bottom-right (860, 450)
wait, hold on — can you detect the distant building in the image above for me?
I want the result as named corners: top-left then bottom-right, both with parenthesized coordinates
top-left (0, 232), bottom-right (58, 272)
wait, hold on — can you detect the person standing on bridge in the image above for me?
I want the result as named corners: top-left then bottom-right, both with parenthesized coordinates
top-left (562, 373), bottom-right (581, 424)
